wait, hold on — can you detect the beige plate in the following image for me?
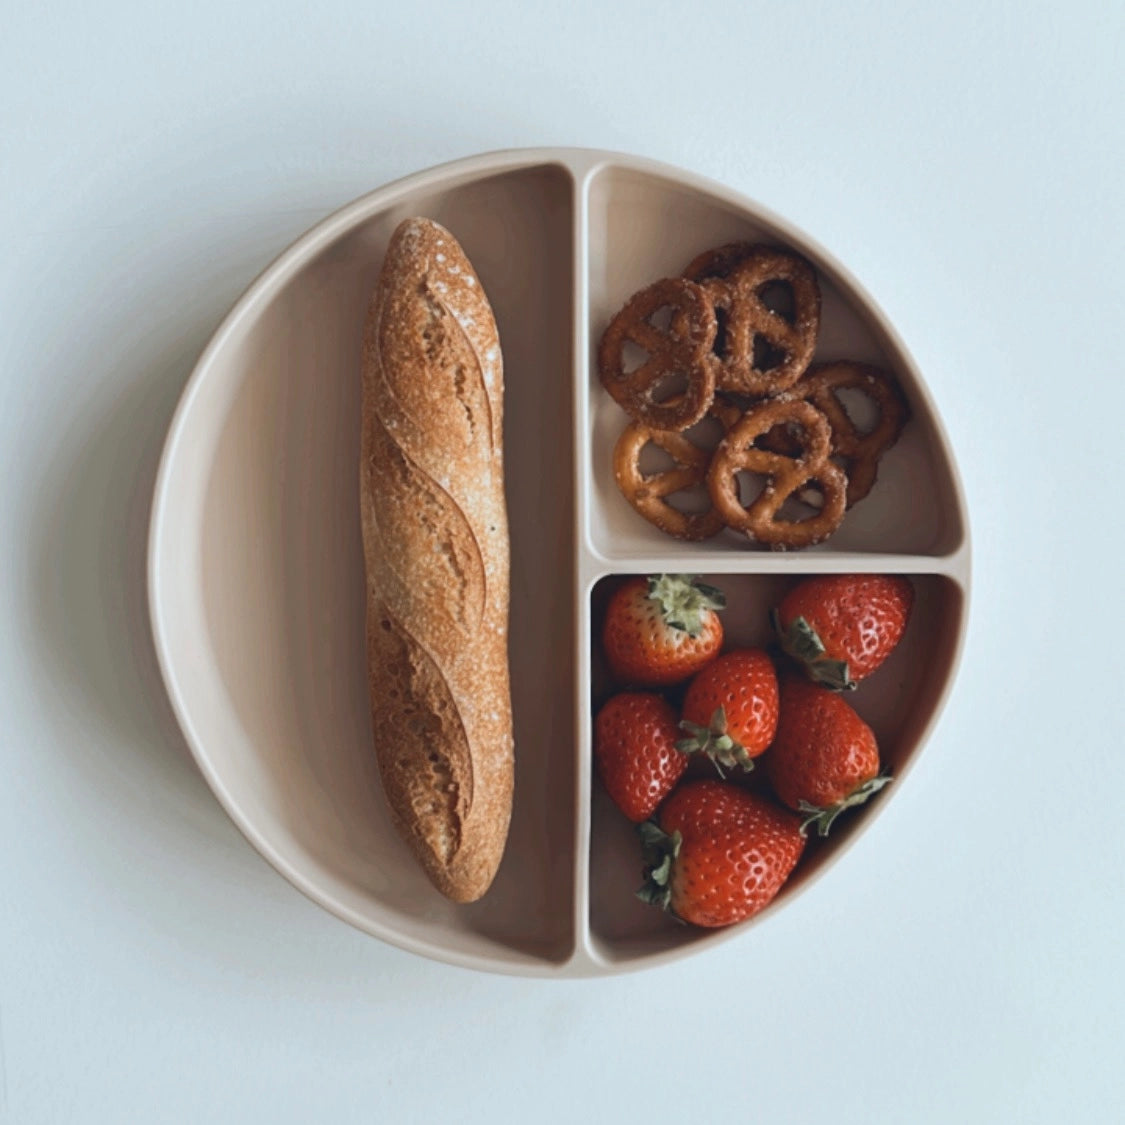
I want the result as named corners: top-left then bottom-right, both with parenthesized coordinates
top-left (149, 148), bottom-right (970, 976)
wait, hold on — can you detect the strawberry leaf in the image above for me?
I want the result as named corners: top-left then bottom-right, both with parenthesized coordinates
top-left (692, 581), bottom-right (727, 607)
top-left (636, 822), bottom-right (682, 910)
top-left (674, 721), bottom-right (711, 755)
top-left (772, 609), bottom-right (856, 692)
top-left (649, 853), bottom-right (672, 887)
top-left (796, 774), bottom-right (893, 837)
top-left (647, 574), bottom-right (726, 638)
top-left (676, 707), bottom-right (754, 774)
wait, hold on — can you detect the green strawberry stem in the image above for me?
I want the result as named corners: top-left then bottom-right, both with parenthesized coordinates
top-left (636, 821), bottom-right (683, 913)
top-left (771, 608), bottom-right (856, 692)
top-left (796, 775), bottom-right (893, 838)
top-left (675, 707), bottom-right (755, 776)
top-left (648, 574), bottom-right (726, 638)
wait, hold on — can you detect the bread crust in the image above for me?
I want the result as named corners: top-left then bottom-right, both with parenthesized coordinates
top-left (360, 218), bottom-right (512, 903)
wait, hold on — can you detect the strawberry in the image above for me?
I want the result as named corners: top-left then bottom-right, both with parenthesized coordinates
top-left (677, 649), bottom-right (779, 773)
top-left (765, 678), bottom-right (891, 836)
top-left (638, 780), bottom-right (805, 927)
top-left (773, 573), bottom-right (914, 690)
top-left (594, 692), bottom-right (688, 822)
top-left (602, 574), bottom-right (725, 687)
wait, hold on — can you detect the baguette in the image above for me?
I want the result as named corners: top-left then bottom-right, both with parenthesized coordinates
top-left (359, 218), bottom-right (513, 903)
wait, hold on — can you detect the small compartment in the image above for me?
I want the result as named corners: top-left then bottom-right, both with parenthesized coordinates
top-left (583, 165), bottom-right (965, 561)
top-left (164, 162), bottom-right (579, 968)
top-left (585, 570), bottom-right (965, 966)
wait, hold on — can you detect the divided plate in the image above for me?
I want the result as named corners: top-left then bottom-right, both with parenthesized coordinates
top-left (149, 148), bottom-right (970, 976)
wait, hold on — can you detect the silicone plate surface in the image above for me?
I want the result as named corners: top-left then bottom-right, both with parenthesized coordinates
top-left (149, 149), bottom-right (970, 976)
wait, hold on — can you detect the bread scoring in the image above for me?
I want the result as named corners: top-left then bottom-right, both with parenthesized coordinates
top-left (360, 217), bottom-right (513, 903)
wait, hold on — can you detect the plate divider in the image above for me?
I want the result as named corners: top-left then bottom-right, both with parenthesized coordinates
top-left (568, 155), bottom-right (599, 970)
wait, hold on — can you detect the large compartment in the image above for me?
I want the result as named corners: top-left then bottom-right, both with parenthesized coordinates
top-left (155, 160), bottom-right (579, 970)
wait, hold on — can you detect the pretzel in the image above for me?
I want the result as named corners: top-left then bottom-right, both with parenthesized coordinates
top-left (613, 398), bottom-right (742, 540)
top-left (598, 278), bottom-right (717, 431)
top-left (708, 400), bottom-right (847, 549)
top-left (682, 240), bottom-right (761, 283)
top-left (683, 243), bottom-right (821, 398)
top-left (715, 248), bottom-right (820, 397)
top-left (763, 362), bottom-right (909, 505)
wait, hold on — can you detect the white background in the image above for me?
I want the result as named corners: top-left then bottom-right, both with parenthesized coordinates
top-left (3, 2), bottom-right (1123, 1121)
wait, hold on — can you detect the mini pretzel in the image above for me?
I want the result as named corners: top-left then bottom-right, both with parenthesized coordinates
top-left (766, 362), bottom-right (909, 505)
top-left (613, 398), bottom-right (742, 540)
top-left (708, 400), bottom-right (847, 549)
top-left (682, 241), bottom-right (761, 283)
top-left (707, 247), bottom-right (821, 397)
top-left (598, 278), bottom-right (717, 431)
